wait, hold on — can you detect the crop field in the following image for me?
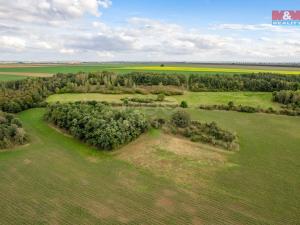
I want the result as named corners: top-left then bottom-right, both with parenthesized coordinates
top-left (47, 92), bottom-right (282, 109)
top-left (0, 108), bottom-right (299, 224)
top-left (0, 74), bottom-right (28, 81)
top-left (1, 63), bottom-right (300, 76)
top-left (120, 66), bottom-right (300, 75)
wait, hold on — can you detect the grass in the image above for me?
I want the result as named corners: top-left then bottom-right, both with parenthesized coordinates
top-left (47, 91), bottom-right (282, 110)
top-left (0, 74), bottom-right (28, 81)
top-left (0, 109), bottom-right (203, 224)
top-left (47, 93), bottom-right (158, 103)
top-left (173, 92), bottom-right (281, 109)
top-left (0, 63), bottom-right (300, 75)
top-left (1, 108), bottom-right (300, 224)
top-left (141, 107), bottom-right (300, 224)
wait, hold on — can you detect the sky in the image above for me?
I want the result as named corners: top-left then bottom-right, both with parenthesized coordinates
top-left (0, 0), bottom-right (300, 62)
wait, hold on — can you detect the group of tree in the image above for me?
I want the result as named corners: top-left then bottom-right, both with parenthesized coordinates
top-left (188, 73), bottom-right (300, 92)
top-left (272, 90), bottom-right (300, 108)
top-left (1, 71), bottom-right (300, 113)
top-left (0, 111), bottom-right (27, 149)
top-left (44, 102), bottom-right (148, 150)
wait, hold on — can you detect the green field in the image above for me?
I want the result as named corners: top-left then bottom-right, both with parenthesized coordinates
top-left (47, 92), bottom-right (282, 109)
top-left (1, 63), bottom-right (300, 75)
top-left (0, 74), bottom-right (28, 81)
top-left (1, 108), bottom-right (299, 224)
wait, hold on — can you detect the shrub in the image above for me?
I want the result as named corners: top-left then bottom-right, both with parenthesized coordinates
top-left (171, 110), bottom-right (191, 128)
top-left (0, 111), bottom-right (28, 149)
top-left (150, 118), bottom-right (166, 129)
top-left (157, 93), bottom-right (165, 101)
top-left (180, 101), bottom-right (188, 108)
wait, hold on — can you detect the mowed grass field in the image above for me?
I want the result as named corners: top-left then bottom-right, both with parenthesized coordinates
top-left (0, 63), bottom-right (300, 76)
top-left (47, 92), bottom-right (282, 109)
top-left (0, 108), bottom-right (300, 224)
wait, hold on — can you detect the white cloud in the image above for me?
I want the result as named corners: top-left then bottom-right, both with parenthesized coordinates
top-left (0, 0), bottom-right (299, 63)
top-left (0, 0), bottom-right (110, 24)
top-left (0, 36), bottom-right (26, 51)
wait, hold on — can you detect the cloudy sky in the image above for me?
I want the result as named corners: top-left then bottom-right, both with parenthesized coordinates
top-left (0, 0), bottom-right (300, 62)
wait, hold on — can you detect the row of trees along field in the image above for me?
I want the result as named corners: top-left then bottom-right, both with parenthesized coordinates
top-left (1, 72), bottom-right (300, 113)
top-left (272, 90), bottom-right (300, 107)
top-left (44, 102), bottom-right (148, 150)
top-left (0, 111), bottom-right (27, 149)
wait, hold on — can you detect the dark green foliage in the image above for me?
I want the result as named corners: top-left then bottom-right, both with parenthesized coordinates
top-left (44, 102), bottom-right (148, 150)
top-left (189, 73), bottom-right (300, 92)
top-left (121, 97), bottom-right (155, 104)
top-left (228, 101), bottom-right (235, 108)
top-left (180, 101), bottom-right (188, 108)
top-left (199, 103), bottom-right (300, 116)
top-left (1, 71), bottom-right (299, 113)
top-left (0, 111), bottom-right (27, 149)
top-left (150, 118), bottom-right (166, 129)
top-left (168, 111), bottom-right (238, 150)
top-left (272, 90), bottom-right (300, 108)
top-left (117, 72), bottom-right (187, 87)
top-left (183, 121), bottom-right (238, 150)
top-left (171, 110), bottom-right (191, 128)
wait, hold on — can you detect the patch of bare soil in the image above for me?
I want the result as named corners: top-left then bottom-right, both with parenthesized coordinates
top-left (155, 197), bottom-right (175, 212)
top-left (0, 72), bottom-right (52, 77)
top-left (23, 158), bottom-right (32, 165)
top-left (116, 132), bottom-right (230, 189)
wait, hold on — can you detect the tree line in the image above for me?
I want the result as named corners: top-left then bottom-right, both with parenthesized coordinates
top-left (44, 102), bottom-right (148, 150)
top-left (1, 72), bottom-right (300, 113)
top-left (188, 73), bottom-right (300, 92)
top-left (0, 111), bottom-right (27, 149)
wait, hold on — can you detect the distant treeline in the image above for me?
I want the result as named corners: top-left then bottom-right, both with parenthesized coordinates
top-left (1, 72), bottom-right (300, 113)
top-left (0, 111), bottom-right (27, 149)
top-left (44, 102), bottom-right (148, 150)
top-left (188, 74), bottom-right (300, 92)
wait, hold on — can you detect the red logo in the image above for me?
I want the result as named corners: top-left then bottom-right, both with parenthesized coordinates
top-left (272, 10), bottom-right (300, 20)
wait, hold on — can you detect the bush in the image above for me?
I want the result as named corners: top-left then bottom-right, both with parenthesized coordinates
top-left (157, 93), bottom-right (165, 101)
top-left (150, 118), bottom-right (166, 129)
top-left (180, 101), bottom-right (188, 108)
top-left (0, 111), bottom-right (28, 149)
top-left (171, 110), bottom-right (191, 128)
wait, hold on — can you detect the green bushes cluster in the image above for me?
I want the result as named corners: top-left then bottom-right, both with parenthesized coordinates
top-left (0, 111), bottom-right (27, 149)
top-left (199, 102), bottom-right (300, 116)
top-left (272, 90), bottom-right (300, 108)
top-left (44, 102), bottom-right (148, 150)
top-left (121, 97), bottom-right (155, 104)
top-left (169, 110), bottom-right (238, 151)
